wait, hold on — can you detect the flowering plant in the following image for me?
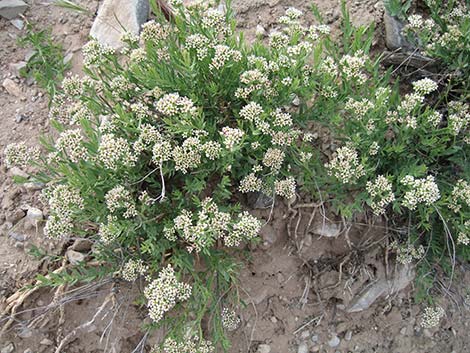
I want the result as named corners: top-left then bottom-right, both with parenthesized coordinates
top-left (4, 0), bottom-right (470, 348)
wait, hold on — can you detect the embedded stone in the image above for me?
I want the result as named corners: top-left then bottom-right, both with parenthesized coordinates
top-left (90, 0), bottom-right (149, 49)
top-left (0, 0), bottom-right (28, 20)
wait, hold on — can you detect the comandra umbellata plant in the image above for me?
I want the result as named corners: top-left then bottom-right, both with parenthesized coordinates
top-left (3, 0), bottom-right (470, 349)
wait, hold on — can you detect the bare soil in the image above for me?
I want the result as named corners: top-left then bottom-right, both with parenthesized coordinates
top-left (1, 1), bottom-right (469, 352)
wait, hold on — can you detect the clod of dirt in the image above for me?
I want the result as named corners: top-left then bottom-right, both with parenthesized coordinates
top-left (346, 263), bottom-right (415, 313)
top-left (90, 0), bottom-right (149, 48)
top-left (0, 0), bottom-right (28, 20)
top-left (8, 61), bottom-right (26, 78)
top-left (71, 238), bottom-right (93, 252)
top-left (6, 208), bottom-right (25, 223)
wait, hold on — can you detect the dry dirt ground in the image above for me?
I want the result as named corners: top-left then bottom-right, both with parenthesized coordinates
top-left (0, 1), bottom-right (469, 352)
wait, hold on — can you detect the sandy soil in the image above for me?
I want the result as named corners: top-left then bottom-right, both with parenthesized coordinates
top-left (1, 1), bottom-right (469, 352)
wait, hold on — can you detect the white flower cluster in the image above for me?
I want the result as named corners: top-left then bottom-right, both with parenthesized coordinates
top-left (98, 134), bottom-right (137, 170)
top-left (339, 51), bottom-right (368, 84)
top-left (325, 146), bottom-right (365, 184)
top-left (62, 74), bottom-right (92, 96)
top-left (109, 75), bottom-right (134, 99)
top-left (121, 259), bottom-right (148, 281)
top-left (4, 142), bottom-right (40, 169)
top-left (172, 137), bottom-right (203, 173)
top-left (209, 45), bottom-right (242, 71)
top-left (448, 179), bottom-right (470, 213)
top-left (420, 306), bottom-right (445, 328)
top-left (201, 8), bottom-right (227, 35)
top-left (224, 211), bottom-right (262, 247)
top-left (82, 40), bottom-right (115, 67)
top-left (185, 33), bottom-right (211, 60)
top-left (201, 141), bottom-right (222, 160)
top-left (239, 173), bottom-right (263, 193)
top-left (152, 335), bottom-right (214, 353)
top-left (366, 175), bottom-right (395, 215)
top-left (262, 148), bottom-right (285, 171)
top-left (105, 185), bottom-right (137, 218)
top-left (68, 101), bottom-right (93, 125)
top-left (221, 126), bottom-right (244, 150)
top-left (406, 14), bottom-right (435, 31)
top-left (274, 176), bottom-right (296, 199)
top-left (269, 32), bottom-right (290, 50)
top-left (129, 48), bottom-right (147, 64)
top-left (134, 124), bottom-right (161, 154)
top-left (156, 93), bottom-right (197, 117)
top-left (144, 265), bottom-right (192, 323)
top-left (55, 129), bottom-right (88, 163)
top-left (391, 241), bottom-right (425, 265)
top-left (457, 220), bottom-right (470, 246)
top-left (43, 185), bottom-right (84, 238)
top-left (401, 175), bottom-right (440, 210)
top-left (221, 308), bottom-right (240, 331)
top-left (345, 98), bottom-right (374, 118)
top-left (412, 78), bottom-right (438, 96)
top-left (447, 101), bottom-right (469, 135)
top-left (140, 21), bottom-right (169, 42)
top-left (271, 108), bottom-right (292, 127)
top-left (98, 218), bottom-right (119, 244)
top-left (239, 101), bottom-right (264, 122)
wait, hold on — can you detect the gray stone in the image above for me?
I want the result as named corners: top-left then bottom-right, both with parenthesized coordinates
top-left (71, 238), bottom-right (93, 252)
top-left (0, 0), bottom-right (28, 19)
top-left (247, 191), bottom-right (274, 209)
top-left (40, 338), bottom-right (53, 346)
top-left (6, 208), bottom-right (25, 223)
top-left (257, 344), bottom-right (271, 353)
top-left (17, 326), bottom-right (33, 338)
top-left (90, 0), bottom-right (149, 49)
top-left (312, 222), bottom-right (341, 238)
top-left (2, 78), bottom-right (22, 97)
top-left (328, 335), bottom-right (340, 348)
top-left (255, 25), bottom-right (266, 37)
top-left (346, 264), bottom-right (415, 313)
top-left (24, 350), bottom-right (33, 353)
top-left (300, 330), bottom-right (310, 339)
top-left (345, 330), bottom-right (353, 341)
top-left (297, 342), bottom-right (309, 353)
top-left (9, 61), bottom-right (26, 78)
top-left (311, 334), bottom-right (319, 343)
top-left (24, 182), bottom-right (44, 191)
top-left (384, 13), bottom-right (412, 51)
top-left (15, 113), bottom-right (28, 123)
top-left (66, 249), bottom-right (86, 265)
top-left (0, 222), bottom-right (13, 237)
top-left (1, 343), bottom-right (14, 353)
top-left (10, 18), bottom-right (23, 29)
top-left (9, 231), bottom-right (26, 242)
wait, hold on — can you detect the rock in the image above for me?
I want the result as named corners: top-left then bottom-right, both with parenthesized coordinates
top-left (24, 350), bottom-right (33, 353)
top-left (259, 224), bottom-right (278, 249)
top-left (297, 342), bottom-right (309, 353)
top-left (8, 61), bottom-right (26, 77)
top-left (0, 0), bottom-right (28, 19)
top-left (10, 18), bottom-right (23, 29)
top-left (0, 222), bottom-right (13, 236)
top-left (384, 13), bottom-right (412, 51)
top-left (26, 207), bottom-right (43, 226)
top-left (1, 342), bottom-right (14, 353)
top-left (8, 167), bottom-right (29, 179)
top-left (66, 249), bottom-right (86, 265)
top-left (328, 335), bottom-right (340, 348)
top-left (247, 191), bottom-right (274, 209)
top-left (345, 330), bottom-right (353, 341)
top-left (90, 0), bottom-right (149, 49)
top-left (400, 327), bottom-right (407, 335)
top-left (2, 78), bottom-right (22, 97)
top-left (312, 222), bottom-right (341, 238)
top-left (63, 52), bottom-right (74, 65)
top-left (24, 181), bottom-right (44, 191)
top-left (9, 231), bottom-right (26, 242)
top-left (71, 238), bottom-right (93, 252)
top-left (346, 264), bottom-right (415, 313)
top-left (292, 95), bottom-right (300, 106)
top-left (6, 209), bottom-right (25, 223)
top-left (255, 25), bottom-right (266, 37)
top-left (17, 326), bottom-right (33, 338)
top-left (311, 334), bottom-right (319, 343)
top-left (300, 330), bottom-right (310, 339)
top-left (40, 338), bottom-right (53, 346)
top-left (15, 113), bottom-right (28, 123)
top-left (257, 344), bottom-right (271, 353)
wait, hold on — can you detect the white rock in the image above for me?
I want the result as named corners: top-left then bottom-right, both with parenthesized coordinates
top-left (1, 342), bottom-right (14, 353)
top-left (297, 342), bottom-right (309, 353)
top-left (255, 25), bottom-right (266, 37)
top-left (10, 18), bottom-right (23, 29)
top-left (257, 344), bottom-right (271, 353)
top-left (2, 78), bottom-right (22, 97)
top-left (328, 335), bottom-right (340, 348)
top-left (8, 166), bottom-right (29, 179)
top-left (90, 0), bottom-right (149, 49)
top-left (0, 0), bottom-right (28, 19)
top-left (66, 249), bottom-right (86, 265)
top-left (26, 207), bottom-right (43, 226)
top-left (312, 222), bottom-right (341, 238)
